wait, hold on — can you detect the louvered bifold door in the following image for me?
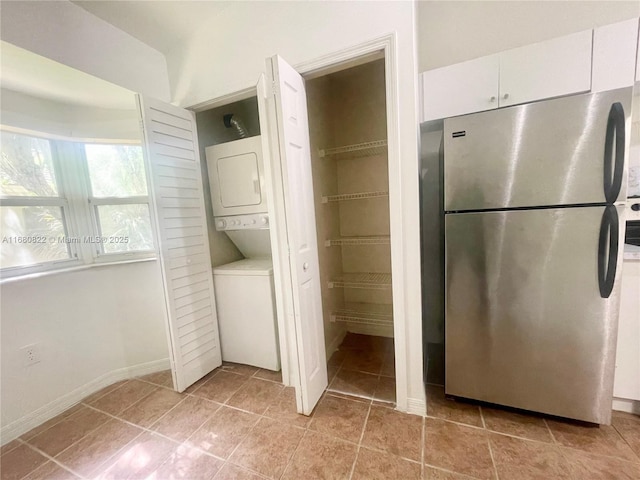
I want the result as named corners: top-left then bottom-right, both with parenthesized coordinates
top-left (137, 95), bottom-right (222, 392)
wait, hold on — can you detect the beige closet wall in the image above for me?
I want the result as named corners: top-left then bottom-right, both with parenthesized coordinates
top-left (309, 60), bottom-right (393, 345)
top-left (332, 61), bottom-right (392, 310)
top-left (308, 76), bottom-right (347, 354)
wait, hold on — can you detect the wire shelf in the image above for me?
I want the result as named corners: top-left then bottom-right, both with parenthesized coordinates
top-left (319, 140), bottom-right (388, 160)
top-left (328, 272), bottom-right (392, 290)
top-left (325, 236), bottom-right (390, 247)
top-left (330, 303), bottom-right (393, 327)
top-left (322, 191), bottom-right (389, 203)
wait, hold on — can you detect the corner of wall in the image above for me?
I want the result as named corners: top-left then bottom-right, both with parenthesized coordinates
top-left (406, 396), bottom-right (427, 417)
top-left (0, 358), bottom-right (170, 445)
top-left (612, 397), bottom-right (640, 415)
top-left (0, 0), bottom-right (170, 101)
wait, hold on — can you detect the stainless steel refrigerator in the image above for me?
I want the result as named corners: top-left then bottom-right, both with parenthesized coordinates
top-left (442, 87), bottom-right (631, 425)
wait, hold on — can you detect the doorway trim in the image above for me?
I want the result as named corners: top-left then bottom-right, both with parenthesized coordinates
top-left (186, 33), bottom-right (417, 414)
top-left (292, 33), bottom-right (410, 412)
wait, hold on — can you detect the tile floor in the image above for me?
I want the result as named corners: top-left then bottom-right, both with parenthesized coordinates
top-left (326, 333), bottom-right (396, 405)
top-left (1, 334), bottom-right (639, 480)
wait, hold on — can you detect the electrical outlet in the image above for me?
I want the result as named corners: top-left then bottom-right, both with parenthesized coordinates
top-left (21, 343), bottom-right (41, 366)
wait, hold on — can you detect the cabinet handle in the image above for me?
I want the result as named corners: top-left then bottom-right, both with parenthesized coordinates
top-left (502, 93), bottom-right (510, 100)
top-left (490, 96), bottom-right (496, 102)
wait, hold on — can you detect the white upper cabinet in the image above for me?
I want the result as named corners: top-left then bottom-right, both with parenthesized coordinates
top-left (421, 55), bottom-right (499, 122)
top-left (614, 260), bottom-right (640, 402)
top-left (498, 30), bottom-right (592, 107)
top-left (592, 18), bottom-right (639, 92)
top-left (421, 19), bottom-right (640, 120)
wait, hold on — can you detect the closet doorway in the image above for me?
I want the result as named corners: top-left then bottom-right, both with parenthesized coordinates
top-left (305, 59), bottom-right (396, 405)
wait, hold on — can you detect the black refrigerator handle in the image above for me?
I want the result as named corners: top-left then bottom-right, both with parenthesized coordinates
top-left (598, 205), bottom-right (619, 299)
top-left (603, 102), bottom-right (625, 203)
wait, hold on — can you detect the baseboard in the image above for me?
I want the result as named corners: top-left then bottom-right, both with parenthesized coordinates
top-left (346, 323), bottom-right (394, 338)
top-left (325, 330), bottom-right (347, 359)
top-left (406, 397), bottom-right (427, 416)
top-left (0, 358), bottom-right (170, 445)
top-left (612, 397), bottom-right (640, 414)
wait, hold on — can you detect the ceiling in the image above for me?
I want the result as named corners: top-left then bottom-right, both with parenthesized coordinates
top-left (0, 41), bottom-right (136, 109)
top-left (1, 1), bottom-right (234, 111)
top-left (71, 0), bottom-right (233, 55)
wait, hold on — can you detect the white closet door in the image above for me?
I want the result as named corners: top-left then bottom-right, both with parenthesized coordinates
top-left (137, 95), bottom-right (222, 392)
top-left (267, 55), bottom-right (327, 414)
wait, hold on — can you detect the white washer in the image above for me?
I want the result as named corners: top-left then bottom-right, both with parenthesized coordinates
top-left (213, 258), bottom-right (280, 370)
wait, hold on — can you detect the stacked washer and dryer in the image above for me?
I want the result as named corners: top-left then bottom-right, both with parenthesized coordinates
top-left (206, 136), bottom-right (280, 371)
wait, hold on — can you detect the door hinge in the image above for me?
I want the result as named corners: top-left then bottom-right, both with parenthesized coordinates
top-left (272, 81), bottom-right (278, 97)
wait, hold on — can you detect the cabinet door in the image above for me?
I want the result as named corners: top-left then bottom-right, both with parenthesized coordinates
top-left (499, 30), bottom-right (592, 107)
top-left (593, 18), bottom-right (639, 92)
top-left (137, 95), bottom-right (222, 392)
top-left (420, 55), bottom-right (499, 122)
top-left (613, 260), bottom-right (640, 401)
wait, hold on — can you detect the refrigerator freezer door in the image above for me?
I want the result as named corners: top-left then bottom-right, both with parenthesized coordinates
top-left (445, 206), bottom-right (625, 424)
top-left (444, 88), bottom-right (632, 212)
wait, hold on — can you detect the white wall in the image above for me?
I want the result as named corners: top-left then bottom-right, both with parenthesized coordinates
top-left (632, 93), bottom-right (640, 167)
top-left (1, 261), bottom-right (169, 440)
top-left (0, 0), bottom-right (170, 101)
top-left (166, 1), bottom-right (424, 413)
top-left (0, 0), bottom-right (173, 444)
top-left (417, 0), bottom-right (640, 72)
top-left (1, 89), bottom-right (141, 141)
top-left (0, 89), bottom-right (171, 442)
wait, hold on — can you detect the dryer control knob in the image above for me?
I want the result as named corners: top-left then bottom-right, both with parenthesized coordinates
top-left (217, 219), bottom-right (226, 229)
top-left (261, 216), bottom-right (269, 225)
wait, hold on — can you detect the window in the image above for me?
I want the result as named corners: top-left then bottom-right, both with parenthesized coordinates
top-left (84, 144), bottom-right (153, 255)
top-left (0, 132), bottom-right (75, 271)
top-left (0, 130), bottom-right (155, 277)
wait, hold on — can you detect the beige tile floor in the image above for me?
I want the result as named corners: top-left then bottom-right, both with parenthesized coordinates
top-left (326, 333), bottom-right (396, 405)
top-left (1, 334), bottom-right (639, 480)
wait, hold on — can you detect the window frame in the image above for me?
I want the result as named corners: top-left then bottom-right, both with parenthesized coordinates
top-left (79, 142), bottom-right (156, 263)
top-left (0, 133), bottom-right (81, 276)
top-left (0, 128), bottom-right (156, 278)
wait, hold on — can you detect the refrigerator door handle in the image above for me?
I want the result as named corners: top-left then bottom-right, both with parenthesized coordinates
top-left (603, 102), bottom-right (625, 203)
top-left (597, 205), bottom-right (619, 298)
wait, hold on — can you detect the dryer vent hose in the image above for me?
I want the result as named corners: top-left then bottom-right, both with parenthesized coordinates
top-left (223, 114), bottom-right (249, 139)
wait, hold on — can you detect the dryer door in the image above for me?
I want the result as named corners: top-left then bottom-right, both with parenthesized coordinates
top-left (206, 136), bottom-right (268, 216)
top-left (218, 150), bottom-right (261, 207)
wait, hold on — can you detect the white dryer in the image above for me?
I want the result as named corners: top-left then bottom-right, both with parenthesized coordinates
top-left (206, 136), bottom-right (267, 217)
top-left (213, 258), bottom-right (280, 370)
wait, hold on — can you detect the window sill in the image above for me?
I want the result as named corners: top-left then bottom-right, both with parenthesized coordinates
top-left (0, 256), bottom-right (158, 285)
